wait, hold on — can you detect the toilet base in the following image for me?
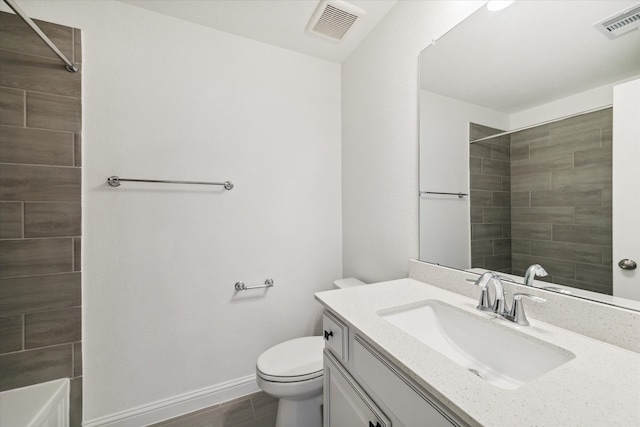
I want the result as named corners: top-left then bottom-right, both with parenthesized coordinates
top-left (275, 393), bottom-right (322, 427)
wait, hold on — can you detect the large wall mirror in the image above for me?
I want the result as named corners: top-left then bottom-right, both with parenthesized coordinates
top-left (419, 1), bottom-right (640, 310)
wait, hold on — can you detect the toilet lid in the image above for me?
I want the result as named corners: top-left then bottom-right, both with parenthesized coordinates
top-left (257, 336), bottom-right (324, 382)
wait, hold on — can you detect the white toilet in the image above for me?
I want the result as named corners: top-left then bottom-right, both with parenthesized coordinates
top-left (256, 336), bottom-right (325, 427)
top-left (255, 278), bottom-right (367, 427)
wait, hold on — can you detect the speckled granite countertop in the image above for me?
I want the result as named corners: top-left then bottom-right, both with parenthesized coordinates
top-left (315, 278), bottom-right (640, 427)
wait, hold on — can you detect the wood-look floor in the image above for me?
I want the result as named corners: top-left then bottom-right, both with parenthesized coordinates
top-left (151, 391), bottom-right (278, 427)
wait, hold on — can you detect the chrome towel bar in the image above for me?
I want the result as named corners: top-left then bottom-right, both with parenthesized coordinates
top-left (107, 176), bottom-right (234, 190)
top-left (420, 191), bottom-right (468, 198)
top-left (235, 279), bottom-right (274, 291)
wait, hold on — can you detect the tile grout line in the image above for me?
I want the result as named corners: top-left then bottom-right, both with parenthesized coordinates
top-left (0, 341), bottom-right (75, 357)
top-left (21, 201), bottom-right (25, 238)
top-left (1, 86), bottom-right (81, 100)
top-left (71, 29), bottom-right (75, 64)
top-left (72, 134), bottom-right (75, 166)
top-left (0, 121), bottom-right (77, 135)
top-left (21, 314), bottom-right (25, 351)
top-left (0, 161), bottom-right (81, 169)
top-left (1, 307), bottom-right (82, 324)
top-left (0, 46), bottom-right (75, 65)
top-left (19, 201), bottom-right (81, 205)
top-left (75, 133), bottom-right (81, 168)
top-left (0, 270), bottom-right (80, 280)
top-left (0, 236), bottom-right (78, 242)
top-left (22, 89), bottom-right (27, 127)
top-left (71, 339), bottom-right (75, 378)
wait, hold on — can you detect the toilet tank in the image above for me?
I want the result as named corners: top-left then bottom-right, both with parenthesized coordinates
top-left (333, 278), bottom-right (367, 289)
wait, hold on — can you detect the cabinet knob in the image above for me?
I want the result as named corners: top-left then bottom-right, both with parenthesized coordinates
top-left (324, 330), bottom-right (334, 340)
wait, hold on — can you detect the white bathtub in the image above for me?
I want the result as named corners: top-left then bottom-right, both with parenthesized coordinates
top-left (0, 378), bottom-right (69, 427)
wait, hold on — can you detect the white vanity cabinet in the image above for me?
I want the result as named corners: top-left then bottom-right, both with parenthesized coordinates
top-left (322, 311), bottom-right (468, 427)
top-left (323, 311), bottom-right (348, 362)
top-left (324, 350), bottom-right (391, 427)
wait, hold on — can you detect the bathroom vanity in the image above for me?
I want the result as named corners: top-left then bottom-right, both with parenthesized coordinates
top-left (315, 274), bottom-right (640, 426)
top-left (323, 311), bottom-right (465, 426)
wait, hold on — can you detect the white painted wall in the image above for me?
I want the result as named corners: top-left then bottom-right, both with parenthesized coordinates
top-left (419, 90), bottom-right (509, 269)
top-left (509, 75), bottom-right (640, 130)
top-left (509, 83), bottom-right (615, 130)
top-left (1, 1), bottom-right (341, 424)
top-left (341, 1), bottom-right (484, 282)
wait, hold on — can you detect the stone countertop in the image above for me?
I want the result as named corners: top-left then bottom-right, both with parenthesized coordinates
top-left (315, 278), bottom-right (640, 427)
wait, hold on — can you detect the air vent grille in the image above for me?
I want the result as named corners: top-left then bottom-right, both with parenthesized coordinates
top-left (307, 0), bottom-right (365, 42)
top-left (595, 5), bottom-right (640, 39)
top-left (313, 5), bottom-right (358, 40)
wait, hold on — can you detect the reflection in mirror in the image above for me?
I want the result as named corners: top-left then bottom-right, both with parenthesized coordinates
top-left (469, 109), bottom-right (612, 294)
top-left (418, 1), bottom-right (640, 310)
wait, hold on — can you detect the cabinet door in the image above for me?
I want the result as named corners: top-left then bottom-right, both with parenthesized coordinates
top-left (353, 336), bottom-right (465, 427)
top-left (324, 350), bottom-right (390, 427)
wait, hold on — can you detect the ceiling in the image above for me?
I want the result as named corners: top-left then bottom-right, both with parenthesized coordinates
top-left (119, 0), bottom-right (398, 63)
top-left (420, 0), bottom-right (640, 114)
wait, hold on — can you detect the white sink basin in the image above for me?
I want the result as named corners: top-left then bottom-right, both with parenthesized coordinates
top-left (379, 300), bottom-right (575, 389)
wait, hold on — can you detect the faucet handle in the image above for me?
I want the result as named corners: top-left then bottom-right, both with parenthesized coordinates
top-left (466, 273), bottom-right (511, 283)
top-left (505, 293), bottom-right (546, 326)
top-left (467, 276), bottom-right (492, 310)
top-left (514, 293), bottom-right (546, 303)
top-left (469, 272), bottom-right (501, 312)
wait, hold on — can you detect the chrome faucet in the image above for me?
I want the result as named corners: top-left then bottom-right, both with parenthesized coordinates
top-left (471, 272), bottom-right (506, 314)
top-left (503, 293), bottom-right (546, 326)
top-left (524, 264), bottom-right (548, 286)
top-left (469, 272), bottom-right (545, 326)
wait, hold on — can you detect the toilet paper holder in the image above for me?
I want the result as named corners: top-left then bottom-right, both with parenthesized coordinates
top-left (235, 278), bottom-right (274, 291)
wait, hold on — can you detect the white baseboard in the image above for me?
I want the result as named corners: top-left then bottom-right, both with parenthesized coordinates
top-left (83, 375), bottom-right (260, 427)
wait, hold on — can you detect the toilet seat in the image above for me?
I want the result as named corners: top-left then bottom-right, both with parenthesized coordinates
top-left (256, 336), bottom-right (324, 383)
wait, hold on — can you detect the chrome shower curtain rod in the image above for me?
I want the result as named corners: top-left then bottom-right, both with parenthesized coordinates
top-left (420, 191), bottom-right (468, 199)
top-left (3, 0), bottom-right (78, 72)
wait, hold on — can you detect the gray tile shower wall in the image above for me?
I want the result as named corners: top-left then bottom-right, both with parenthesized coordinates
top-left (510, 108), bottom-right (613, 294)
top-left (0, 11), bottom-right (82, 426)
top-left (469, 110), bottom-right (613, 294)
top-left (469, 124), bottom-right (512, 273)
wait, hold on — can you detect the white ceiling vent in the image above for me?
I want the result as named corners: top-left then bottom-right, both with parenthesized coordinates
top-left (307, 0), bottom-right (366, 42)
top-left (594, 4), bottom-right (640, 39)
